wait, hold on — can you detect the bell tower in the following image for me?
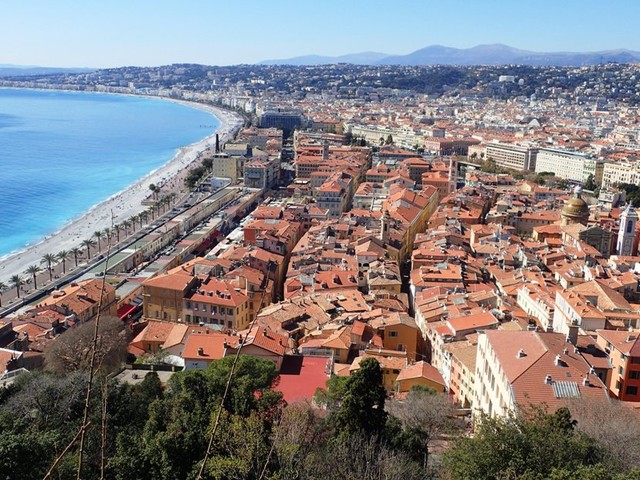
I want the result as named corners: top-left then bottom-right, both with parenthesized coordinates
top-left (617, 204), bottom-right (638, 256)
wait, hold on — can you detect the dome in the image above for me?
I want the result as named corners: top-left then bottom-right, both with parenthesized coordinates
top-left (561, 189), bottom-right (589, 225)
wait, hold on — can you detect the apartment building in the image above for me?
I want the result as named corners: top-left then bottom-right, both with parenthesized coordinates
top-left (595, 329), bottom-right (640, 401)
top-left (602, 161), bottom-right (640, 189)
top-left (535, 148), bottom-right (604, 184)
top-left (474, 330), bottom-right (608, 418)
top-left (485, 142), bottom-right (538, 171)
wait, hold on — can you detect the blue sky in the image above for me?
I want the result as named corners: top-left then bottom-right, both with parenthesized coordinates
top-left (1, 0), bottom-right (639, 67)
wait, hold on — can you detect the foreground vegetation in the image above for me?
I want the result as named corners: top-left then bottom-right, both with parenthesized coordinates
top-left (1, 352), bottom-right (639, 479)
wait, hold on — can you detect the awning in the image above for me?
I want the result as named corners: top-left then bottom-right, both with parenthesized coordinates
top-left (117, 304), bottom-right (137, 320)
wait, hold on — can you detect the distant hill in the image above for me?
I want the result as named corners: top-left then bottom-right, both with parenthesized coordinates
top-left (0, 64), bottom-right (95, 77)
top-left (259, 44), bottom-right (640, 66)
top-left (259, 51), bottom-right (390, 66)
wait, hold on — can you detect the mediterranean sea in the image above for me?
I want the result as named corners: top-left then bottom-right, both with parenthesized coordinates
top-left (0, 88), bottom-right (219, 257)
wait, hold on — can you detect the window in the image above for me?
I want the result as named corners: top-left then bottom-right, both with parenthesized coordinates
top-left (626, 386), bottom-right (638, 396)
top-left (212, 306), bottom-right (217, 314)
top-left (185, 301), bottom-right (191, 309)
top-left (630, 371), bottom-right (640, 380)
top-left (619, 365), bottom-right (625, 376)
top-left (632, 358), bottom-right (640, 365)
top-left (616, 380), bottom-right (622, 390)
top-left (185, 315), bottom-right (191, 323)
top-left (389, 331), bottom-right (398, 337)
top-left (228, 308), bottom-right (233, 315)
top-left (228, 321), bottom-right (232, 328)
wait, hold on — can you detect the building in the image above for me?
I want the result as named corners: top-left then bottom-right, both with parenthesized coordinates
top-left (244, 155), bottom-right (281, 190)
top-left (595, 329), bottom-right (640, 401)
top-left (210, 153), bottom-right (242, 182)
top-left (474, 330), bottom-right (608, 418)
top-left (41, 279), bottom-right (117, 323)
top-left (142, 272), bottom-right (197, 322)
top-left (485, 142), bottom-right (538, 171)
top-left (535, 148), bottom-right (603, 185)
top-left (258, 110), bottom-right (304, 132)
top-left (602, 161), bottom-right (640, 190)
top-left (395, 361), bottom-right (446, 394)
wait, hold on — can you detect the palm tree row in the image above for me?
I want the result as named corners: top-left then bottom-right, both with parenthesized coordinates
top-left (5, 197), bottom-right (179, 303)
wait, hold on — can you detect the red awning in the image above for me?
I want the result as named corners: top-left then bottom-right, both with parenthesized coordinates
top-left (117, 304), bottom-right (137, 320)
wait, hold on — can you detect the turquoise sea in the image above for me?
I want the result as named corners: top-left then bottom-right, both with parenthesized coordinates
top-left (0, 88), bottom-right (219, 257)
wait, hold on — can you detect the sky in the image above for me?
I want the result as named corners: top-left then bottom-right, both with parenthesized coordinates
top-left (1, 0), bottom-right (639, 68)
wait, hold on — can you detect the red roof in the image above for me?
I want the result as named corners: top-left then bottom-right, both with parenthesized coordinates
top-left (273, 355), bottom-right (330, 404)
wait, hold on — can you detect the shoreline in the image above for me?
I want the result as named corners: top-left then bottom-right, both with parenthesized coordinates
top-left (0, 92), bottom-right (244, 284)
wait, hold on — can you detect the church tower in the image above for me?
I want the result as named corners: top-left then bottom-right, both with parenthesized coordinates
top-left (617, 204), bottom-right (638, 256)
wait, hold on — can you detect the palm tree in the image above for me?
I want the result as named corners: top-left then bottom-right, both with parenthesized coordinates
top-left (0, 281), bottom-right (6, 307)
top-left (94, 230), bottom-right (104, 252)
top-left (57, 250), bottom-right (70, 274)
top-left (103, 227), bottom-right (112, 248)
top-left (10, 275), bottom-right (22, 299)
top-left (114, 224), bottom-right (122, 242)
top-left (70, 247), bottom-right (82, 267)
top-left (82, 239), bottom-right (96, 259)
top-left (25, 265), bottom-right (41, 290)
top-left (41, 253), bottom-right (57, 282)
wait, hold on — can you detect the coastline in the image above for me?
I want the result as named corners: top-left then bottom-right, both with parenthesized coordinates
top-left (0, 94), bottom-right (244, 284)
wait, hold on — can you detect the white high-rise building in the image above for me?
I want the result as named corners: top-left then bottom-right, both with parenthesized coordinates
top-left (617, 204), bottom-right (638, 256)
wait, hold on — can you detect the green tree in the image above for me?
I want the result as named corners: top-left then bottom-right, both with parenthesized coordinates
top-left (40, 253), bottom-right (57, 281)
top-left (82, 238), bottom-right (96, 259)
top-left (0, 281), bottom-right (6, 307)
top-left (56, 250), bottom-right (70, 274)
top-left (70, 246), bottom-right (83, 267)
top-left (94, 230), bottom-right (105, 252)
top-left (25, 264), bottom-right (41, 290)
top-left (443, 407), bottom-right (603, 480)
top-left (314, 374), bottom-right (349, 411)
top-left (333, 357), bottom-right (387, 437)
top-left (385, 134), bottom-right (394, 145)
top-left (584, 174), bottom-right (597, 191)
top-left (10, 274), bottom-right (22, 298)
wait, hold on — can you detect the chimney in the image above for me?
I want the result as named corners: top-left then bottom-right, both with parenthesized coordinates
top-left (215, 133), bottom-right (220, 153)
top-left (263, 328), bottom-right (268, 337)
top-left (566, 322), bottom-right (579, 346)
top-left (516, 348), bottom-right (526, 359)
top-left (554, 354), bottom-right (562, 366)
top-left (544, 374), bottom-right (553, 385)
top-left (198, 347), bottom-right (204, 356)
top-left (583, 376), bottom-right (590, 387)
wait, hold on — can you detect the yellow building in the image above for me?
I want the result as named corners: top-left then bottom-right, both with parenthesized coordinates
top-left (142, 272), bottom-right (197, 322)
top-left (370, 313), bottom-right (425, 362)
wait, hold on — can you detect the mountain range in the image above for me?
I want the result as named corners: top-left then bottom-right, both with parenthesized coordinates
top-left (0, 64), bottom-right (94, 77)
top-left (259, 44), bottom-right (640, 66)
